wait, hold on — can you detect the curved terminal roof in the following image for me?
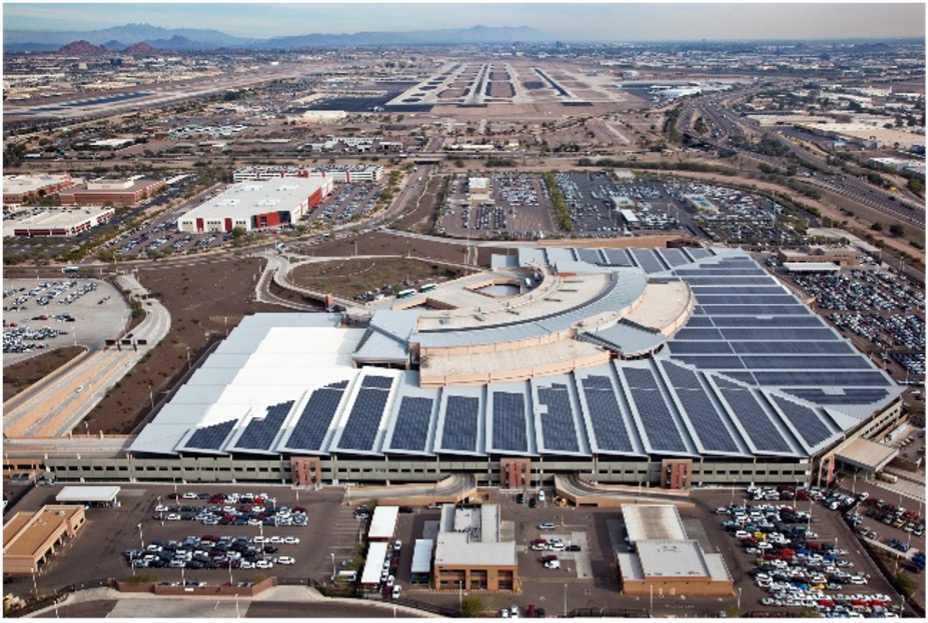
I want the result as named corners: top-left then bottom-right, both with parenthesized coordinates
top-left (131, 247), bottom-right (902, 461)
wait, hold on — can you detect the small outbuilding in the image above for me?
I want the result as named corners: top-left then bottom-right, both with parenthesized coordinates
top-left (55, 485), bottom-right (121, 507)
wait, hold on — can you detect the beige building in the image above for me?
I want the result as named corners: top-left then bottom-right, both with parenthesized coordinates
top-left (3, 505), bottom-right (86, 575)
top-left (778, 246), bottom-right (860, 267)
top-left (432, 504), bottom-right (517, 592)
top-left (468, 177), bottom-right (492, 206)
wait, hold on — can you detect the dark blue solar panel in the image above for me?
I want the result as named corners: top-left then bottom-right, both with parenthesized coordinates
top-left (729, 341), bottom-right (853, 355)
top-left (622, 368), bottom-right (688, 453)
top-left (390, 396), bottom-right (434, 452)
top-left (538, 384), bottom-right (580, 453)
top-left (694, 294), bottom-right (799, 305)
top-left (235, 401), bottom-right (293, 451)
top-left (683, 248), bottom-right (712, 261)
top-left (580, 375), bottom-right (634, 453)
top-left (286, 383), bottom-right (347, 451)
top-left (185, 419), bottom-right (236, 451)
top-left (683, 316), bottom-right (716, 328)
top-left (662, 363), bottom-right (740, 453)
top-left (657, 248), bottom-right (690, 267)
top-left (711, 316), bottom-right (826, 328)
top-left (675, 269), bottom-right (767, 276)
top-left (718, 387), bottom-right (793, 453)
top-left (700, 305), bottom-right (811, 316)
top-left (690, 286), bottom-right (784, 295)
top-left (770, 395), bottom-right (833, 447)
top-left (674, 328), bottom-right (723, 341)
top-left (718, 371), bottom-right (758, 384)
top-left (683, 277), bottom-right (776, 285)
top-left (720, 328), bottom-right (837, 341)
top-left (751, 371), bottom-right (891, 387)
top-left (674, 355), bottom-right (744, 369)
top-left (630, 249), bottom-right (666, 273)
top-left (441, 396), bottom-right (480, 451)
top-left (741, 355), bottom-right (873, 370)
top-left (601, 248), bottom-right (634, 267)
top-left (492, 392), bottom-right (528, 452)
top-left (338, 388), bottom-right (390, 451)
top-left (782, 388), bottom-right (890, 405)
top-left (575, 248), bottom-right (603, 264)
top-left (362, 376), bottom-right (394, 389)
top-left (668, 341), bottom-right (734, 354)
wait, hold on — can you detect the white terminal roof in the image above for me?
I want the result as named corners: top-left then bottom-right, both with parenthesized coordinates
top-left (368, 506), bottom-right (399, 540)
top-left (55, 485), bottom-right (121, 503)
top-left (181, 177), bottom-right (329, 221)
top-left (623, 505), bottom-right (687, 543)
top-left (360, 541), bottom-right (390, 585)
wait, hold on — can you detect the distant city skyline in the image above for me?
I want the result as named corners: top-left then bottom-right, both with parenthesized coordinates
top-left (3, 2), bottom-right (926, 42)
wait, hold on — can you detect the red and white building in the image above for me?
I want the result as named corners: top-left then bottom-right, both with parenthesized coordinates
top-left (233, 165), bottom-right (383, 184)
top-left (4, 206), bottom-right (115, 237)
top-left (177, 177), bottom-right (333, 234)
top-left (3, 174), bottom-right (75, 205)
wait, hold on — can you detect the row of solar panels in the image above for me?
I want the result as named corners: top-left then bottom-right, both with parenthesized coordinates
top-left (570, 246), bottom-right (717, 273)
top-left (172, 358), bottom-right (852, 460)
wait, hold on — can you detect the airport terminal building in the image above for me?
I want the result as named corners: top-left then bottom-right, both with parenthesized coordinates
top-left (46, 246), bottom-right (904, 489)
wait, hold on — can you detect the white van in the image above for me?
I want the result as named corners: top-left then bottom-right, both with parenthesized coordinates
top-left (537, 490), bottom-right (546, 503)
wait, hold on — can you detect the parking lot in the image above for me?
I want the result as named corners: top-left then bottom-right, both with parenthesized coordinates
top-left (2, 278), bottom-right (128, 364)
top-left (437, 173), bottom-right (555, 239)
top-left (308, 182), bottom-right (386, 225)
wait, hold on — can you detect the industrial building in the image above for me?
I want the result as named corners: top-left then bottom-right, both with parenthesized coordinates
top-left (45, 246), bottom-right (903, 490)
top-left (3, 205), bottom-right (115, 238)
top-left (2, 505), bottom-right (86, 575)
top-left (58, 178), bottom-right (165, 206)
top-left (432, 504), bottom-right (517, 591)
top-left (3, 173), bottom-right (75, 205)
top-left (617, 504), bottom-right (732, 597)
top-left (177, 177), bottom-right (333, 233)
top-left (232, 165), bottom-right (383, 184)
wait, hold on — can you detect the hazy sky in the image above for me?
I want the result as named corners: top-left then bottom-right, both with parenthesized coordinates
top-left (3, 2), bottom-right (925, 41)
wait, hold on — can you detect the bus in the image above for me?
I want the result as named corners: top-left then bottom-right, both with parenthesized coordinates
top-left (397, 289), bottom-right (416, 299)
top-left (61, 266), bottom-right (79, 274)
top-left (419, 283), bottom-right (437, 293)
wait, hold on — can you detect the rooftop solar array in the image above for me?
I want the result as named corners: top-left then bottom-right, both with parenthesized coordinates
top-left (579, 375), bottom-right (636, 453)
top-left (621, 367), bottom-right (689, 453)
top-left (729, 341), bottom-right (853, 355)
top-left (491, 392), bottom-right (529, 453)
top-left (390, 397), bottom-right (435, 452)
top-left (716, 383), bottom-right (795, 454)
top-left (336, 380), bottom-right (392, 452)
top-left (691, 286), bottom-right (786, 295)
top-left (656, 248), bottom-right (691, 268)
top-left (660, 361), bottom-right (741, 453)
top-left (782, 388), bottom-right (890, 405)
top-left (282, 381), bottom-right (349, 452)
top-left (232, 401), bottom-right (294, 452)
top-left (629, 248), bottom-right (667, 274)
top-left (575, 248), bottom-right (604, 264)
top-left (441, 396), bottom-right (481, 452)
top-left (695, 294), bottom-right (798, 305)
top-left (769, 394), bottom-right (834, 448)
top-left (537, 383), bottom-right (581, 453)
top-left (600, 248), bottom-right (634, 267)
top-left (183, 419), bottom-right (237, 452)
top-left (682, 248), bottom-right (713, 261)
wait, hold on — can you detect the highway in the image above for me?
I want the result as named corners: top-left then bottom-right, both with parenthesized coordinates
top-left (3, 274), bottom-right (171, 439)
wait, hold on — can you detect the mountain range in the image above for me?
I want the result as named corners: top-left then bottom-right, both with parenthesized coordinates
top-left (4, 22), bottom-right (548, 52)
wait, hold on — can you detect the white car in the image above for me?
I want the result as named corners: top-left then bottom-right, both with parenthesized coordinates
top-left (269, 536), bottom-right (283, 544)
top-left (182, 492), bottom-right (198, 499)
top-left (253, 536), bottom-right (266, 544)
top-left (391, 585), bottom-right (401, 600)
top-left (166, 513), bottom-right (181, 521)
top-left (544, 559), bottom-right (561, 569)
top-left (394, 540), bottom-right (402, 551)
top-left (538, 522), bottom-right (556, 530)
top-left (276, 556), bottom-right (295, 565)
top-left (255, 560), bottom-right (273, 570)
top-left (283, 536), bottom-right (300, 545)
top-left (240, 561), bottom-right (255, 569)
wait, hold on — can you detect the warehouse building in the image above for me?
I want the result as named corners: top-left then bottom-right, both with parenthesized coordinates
top-left (2, 505), bottom-right (86, 575)
top-left (58, 178), bottom-right (165, 206)
top-left (45, 246), bottom-right (903, 490)
top-left (617, 504), bottom-right (733, 597)
top-left (3, 174), bottom-right (75, 205)
top-left (233, 164), bottom-right (383, 184)
top-left (4, 205), bottom-right (115, 238)
top-left (177, 177), bottom-right (333, 233)
top-left (433, 504), bottom-right (517, 591)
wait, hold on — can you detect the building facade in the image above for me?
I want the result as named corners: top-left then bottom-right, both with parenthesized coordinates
top-left (58, 178), bottom-right (165, 206)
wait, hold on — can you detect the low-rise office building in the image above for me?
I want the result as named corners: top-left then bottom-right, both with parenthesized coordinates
top-left (778, 246), bottom-right (860, 267)
top-left (233, 165), bottom-right (383, 184)
top-left (432, 504), bottom-right (517, 591)
top-left (58, 178), bottom-right (165, 206)
top-left (4, 205), bottom-right (115, 237)
top-left (2, 505), bottom-right (86, 575)
top-left (3, 174), bottom-right (75, 205)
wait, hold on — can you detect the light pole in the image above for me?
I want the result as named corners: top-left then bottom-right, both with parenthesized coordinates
top-left (228, 559), bottom-right (234, 586)
top-left (32, 569), bottom-right (39, 600)
top-left (649, 584), bottom-right (654, 618)
top-left (158, 496), bottom-right (163, 526)
top-left (458, 580), bottom-right (463, 609)
top-left (331, 553), bottom-right (336, 580)
top-left (737, 586), bottom-right (742, 615)
top-left (137, 522), bottom-right (144, 549)
top-left (234, 593), bottom-right (240, 619)
top-left (563, 583), bottom-right (568, 617)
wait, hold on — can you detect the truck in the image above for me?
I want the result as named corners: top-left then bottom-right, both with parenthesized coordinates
top-left (876, 471), bottom-right (898, 484)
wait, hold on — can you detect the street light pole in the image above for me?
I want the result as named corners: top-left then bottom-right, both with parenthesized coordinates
top-left (331, 553), bottom-right (336, 580)
top-left (563, 583), bottom-right (568, 617)
top-left (137, 522), bottom-right (144, 549)
top-left (649, 584), bottom-right (654, 618)
top-left (737, 586), bottom-right (742, 615)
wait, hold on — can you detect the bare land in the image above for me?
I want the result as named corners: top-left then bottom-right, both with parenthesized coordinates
top-left (289, 257), bottom-right (465, 299)
top-left (2, 346), bottom-right (86, 402)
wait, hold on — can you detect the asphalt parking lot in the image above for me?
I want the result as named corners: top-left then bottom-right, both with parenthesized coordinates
top-left (438, 173), bottom-right (555, 239)
top-left (2, 278), bottom-right (129, 365)
top-left (309, 182), bottom-right (385, 225)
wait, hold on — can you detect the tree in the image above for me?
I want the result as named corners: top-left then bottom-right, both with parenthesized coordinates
top-left (231, 226), bottom-right (246, 239)
top-left (906, 177), bottom-right (924, 197)
top-left (870, 222), bottom-right (884, 232)
top-left (889, 224), bottom-right (905, 237)
top-left (460, 595), bottom-right (484, 617)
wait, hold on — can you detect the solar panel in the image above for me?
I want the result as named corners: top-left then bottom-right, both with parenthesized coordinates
top-left (751, 371), bottom-right (891, 387)
top-left (674, 355), bottom-right (744, 369)
top-left (235, 401), bottom-right (294, 451)
top-left (390, 397), bottom-right (434, 452)
top-left (770, 395), bottom-right (833, 447)
top-left (683, 316), bottom-right (716, 328)
top-left (683, 277), bottom-right (776, 286)
top-left (601, 248), bottom-right (634, 267)
top-left (683, 248), bottom-right (712, 261)
top-left (286, 383), bottom-right (347, 451)
top-left (575, 248), bottom-right (603, 264)
top-left (718, 371), bottom-right (757, 384)
top-left (657, 248), bottom-right (691, 268)
top-left (538, 384), bottom-right (580, 453)
top-left (492, 392), bottom-right (528, 452)
top-left (667, 341), bottom-right (735, 354)
top-left (362, 375), bottom-right (394, 389)
top-left (729, 341), bottom-right (853, 355)
top-left (675, 269), bottom-right (767, 276)
top-left (670, 389), bottom-right (741, 453)
top-left (700, 305), bottom-right (811, 316)
top-left (579, 375), bottom-right (634, 453)
top-left (717, 386), bottom-right (793, 453)
top-left (690, 286), bottom-right (785, 295)
top-left (710, 316), bottom-right (826, 328)
top-left (694, 294), bottom-right (799, 305)
top-left (622, 368), bottom-right (688, 453)
top-left (441, 396), bottom-right (480, 451)
top-left (338, 388), bottom-right (390, 451)
top-left (674, 328), bottom-right (723, 341)
top-left (630, 249), bottom-right (666, 274)
top-left (720, 328), bottom-right (837, 341)
top-left (782, 388), bottom-right (890, 405)
top-left (185, 419), bottom-right (236, 451)
top-left (740, 355), bottom-right (874, 370)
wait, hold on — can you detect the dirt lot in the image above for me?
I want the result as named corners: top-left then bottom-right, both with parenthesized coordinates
top-left (392, 176), bottom-right (447, 234)
top-left (3, 346), bottom-right (85, 402)
top-left (306, 231), bottom-right (496, 268)
top-left (289, 258), bottom-right (464, 300)
top-left (83, 258), bottom-right (291, 435)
